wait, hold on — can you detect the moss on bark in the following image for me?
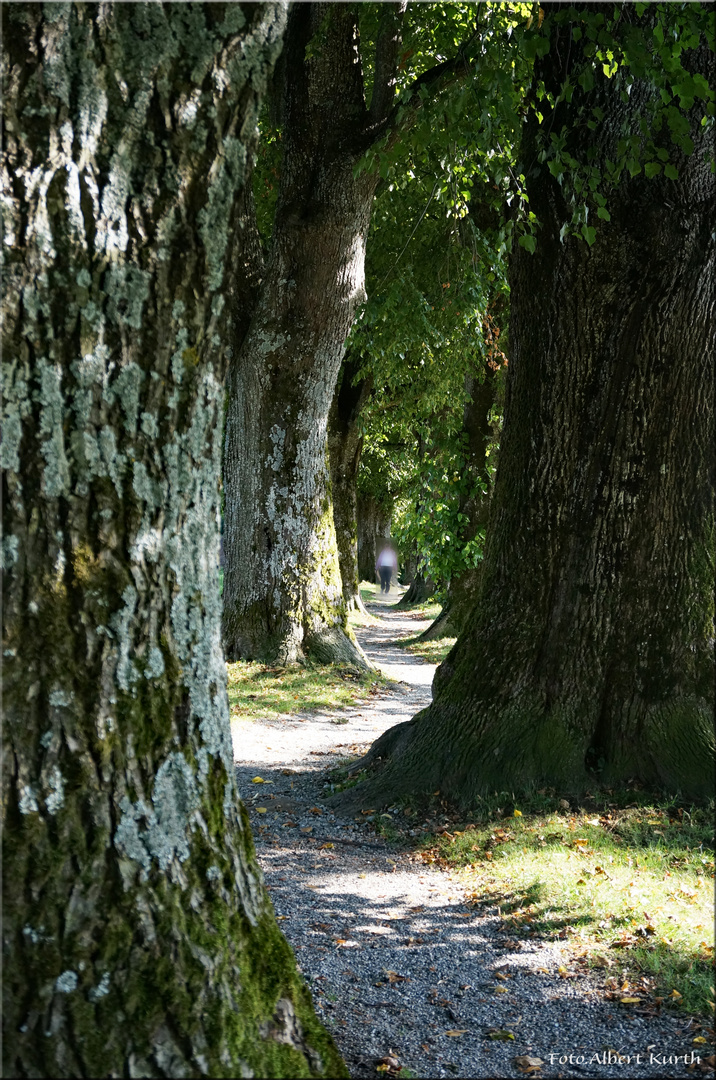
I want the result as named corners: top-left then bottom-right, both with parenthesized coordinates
top-left (3, 5), bottom-right (347, 1076)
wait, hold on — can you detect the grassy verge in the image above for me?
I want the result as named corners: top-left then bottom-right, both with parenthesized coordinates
top-left (227, 660), bottom-right (382, 728)
top-left (368, 789), bottom-right (715, 1017)
top-left (397, 635), bottom-right (456, 664)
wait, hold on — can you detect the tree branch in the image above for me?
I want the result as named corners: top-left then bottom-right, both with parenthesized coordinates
top-left (360, 23), bottom-right (482, 155)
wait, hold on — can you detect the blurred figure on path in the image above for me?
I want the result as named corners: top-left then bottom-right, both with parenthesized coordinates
top-left (376, 541), bottom-right (398, 594)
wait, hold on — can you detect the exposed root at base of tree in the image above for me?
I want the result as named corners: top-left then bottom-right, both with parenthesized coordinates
top-left (305, 626), bottom-right (374, 672)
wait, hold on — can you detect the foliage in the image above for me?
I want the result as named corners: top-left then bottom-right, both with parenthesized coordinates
top-left (251, 2), bottom-right (715, 595)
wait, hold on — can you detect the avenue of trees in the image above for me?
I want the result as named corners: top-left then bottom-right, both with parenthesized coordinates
top-left (2, 2), bottom-right (713, 1076)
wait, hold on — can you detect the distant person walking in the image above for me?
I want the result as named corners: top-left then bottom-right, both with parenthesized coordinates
top-left (376, 543), bottom-right (398, 594)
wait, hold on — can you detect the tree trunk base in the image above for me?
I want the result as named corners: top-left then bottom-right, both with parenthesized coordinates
top-left (396, 573), bottom-right (436, 608)
top-left (418, 604), bottom-right (456, 641)
top-left (305, 625), bottom-right (373, 671)
top-left (330, 692), bottom-right (715, 815)
top-left (343, 591), bottom-right (369, 616)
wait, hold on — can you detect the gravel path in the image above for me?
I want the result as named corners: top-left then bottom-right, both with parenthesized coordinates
top-left (234, 600), bottom-right (712, 1079)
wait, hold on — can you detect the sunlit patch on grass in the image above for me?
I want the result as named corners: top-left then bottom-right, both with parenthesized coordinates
top-left (397, 635), bottom-right (456, 664)
top-left (227, 660), bottom-right (382, 729)
top-left (414, 794), bottom-right (715, 1015)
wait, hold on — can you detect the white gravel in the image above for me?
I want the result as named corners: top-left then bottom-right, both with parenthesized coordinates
top-left (233, 600), bottom-right (712, 1079)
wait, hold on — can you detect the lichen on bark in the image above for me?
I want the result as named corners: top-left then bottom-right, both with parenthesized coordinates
top-left (2, 4), bottom-right (346, 1076)
top-left (221, 3), bottom-right (406, 669)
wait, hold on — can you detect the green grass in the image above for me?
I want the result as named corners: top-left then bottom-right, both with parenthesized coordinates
top-left (397, 635), bottom-right (456, 664)
top-left (227, 660), bottom-right (382, 730)
top-left (407, 790), bottom-right (715, 1016)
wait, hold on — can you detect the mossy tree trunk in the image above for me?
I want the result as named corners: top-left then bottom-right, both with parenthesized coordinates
top-left (328, 354), bottom-right (373, 613)
top-left (222, 3), bottom-right (405, 667)
top-left (333, 28), bottom-right (715, 811)
top-left (1, 5), bottom-right (346, 1077)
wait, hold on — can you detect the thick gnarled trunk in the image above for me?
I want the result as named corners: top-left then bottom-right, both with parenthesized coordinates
top-left (1, 6), bottom-right (345, 1077)
top-left (334, 35), bottom-right (715, 810)
top-left (222, 3), bottom-right (401, 667)
top-left (328, 355), bottom-right (373, 612)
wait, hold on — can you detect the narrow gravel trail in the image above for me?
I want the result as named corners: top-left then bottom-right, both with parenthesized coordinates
top-left (233, 600), bottom-right (705, 1079)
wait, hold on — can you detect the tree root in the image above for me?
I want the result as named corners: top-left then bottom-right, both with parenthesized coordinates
top-left (305, 625), bottom-right (373, 671)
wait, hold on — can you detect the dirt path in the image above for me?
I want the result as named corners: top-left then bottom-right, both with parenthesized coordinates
top-left (232, 601), bottom-right (702, 1079)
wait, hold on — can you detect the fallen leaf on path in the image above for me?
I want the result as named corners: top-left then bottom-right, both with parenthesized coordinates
top-left (515, 1057), bottom-right (544, 1068)
top-left (255, 807), bottom-right (267, 814)
top-left (488, 1030), bottom-right (515, 1041)
top-left (320, 843), bottom-right (335, 850)
top-left (494, 986), bottom-right (509, 994)
top-left (620, 997), bottom-right (642, 1004)
top-left (444, 1030), bottom-right (469, 1037)
top-left (251, 776), bottom-right (273, 784)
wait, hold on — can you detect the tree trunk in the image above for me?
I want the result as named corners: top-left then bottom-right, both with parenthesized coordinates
top-left (357, 495), bottom-right (392, 585)
top-left (420, 365), bottom-right (496, 640)
top-left (222, 3), bottom-right (402, 667)
top-left (333, 28), bottom-right (715, 810)
top-left (328, 354), bottom-right (373, 613)
top-left (1, 5), bottom-right (346, 1076)
top-left (396, 571), bottom-right (436, 608)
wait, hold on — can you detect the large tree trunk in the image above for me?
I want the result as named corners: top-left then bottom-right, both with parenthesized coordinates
top-left (222, 3), bottom-right (403, 667)
top-left (357, 495), bottom-right (392, 585)
top-left (1, 5), bottom-right (346, 1077)
top-left (333, 24), bottom-right (715, 810)
top-left (328, 354), bottom-right (373, 613)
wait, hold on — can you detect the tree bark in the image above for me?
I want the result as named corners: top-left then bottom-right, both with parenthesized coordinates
top-left (357, 494), bottom-right (392, 585)
top-left (222, 3), bottom-right (404, 667)
top-left (396, 571), bottom-right (436, 608)
top-left (328, 354), bottom-right (373, 613)
top-left (1, 5), bottom-right (346, 1076)
top-left (332, 28), bottom-right (715, 810)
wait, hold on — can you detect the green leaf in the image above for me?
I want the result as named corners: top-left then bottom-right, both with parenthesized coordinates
top-left (596, 206), bottom-right (611, 221)
top-left (644, 162), bottom-right (662, 178)
top-left (518, 234), bottom-right (536, 254)
top-left (582, 225), bottom-right (597, 246)
top-left (664, 163), bottom-right (679, 180)
top-left (578, 67), bottom-right (595, 93)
